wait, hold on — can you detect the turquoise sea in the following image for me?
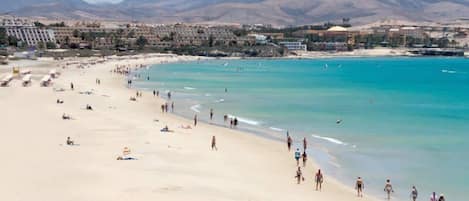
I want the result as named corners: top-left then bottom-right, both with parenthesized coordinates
top-left (133, 57), bottom-right (469, 200)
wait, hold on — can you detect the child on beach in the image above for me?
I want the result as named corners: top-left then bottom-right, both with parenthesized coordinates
top-left (384, 179), bottom-right (394, 200)
top-left (315, 169), bottom-right (324, 191)
top-left (294, 149), bottom-right (301, 166)
top-left (356, 177), bottom-right (364, 197)
top-left (295, 167), bottom-right (304, 184)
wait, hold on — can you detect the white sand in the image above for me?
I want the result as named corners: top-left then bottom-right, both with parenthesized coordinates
top-left (0, 54), bottom-right (382, 201)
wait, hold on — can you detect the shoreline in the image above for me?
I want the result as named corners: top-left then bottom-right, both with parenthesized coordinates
top-left (1, 54), bottom-right (382, 201)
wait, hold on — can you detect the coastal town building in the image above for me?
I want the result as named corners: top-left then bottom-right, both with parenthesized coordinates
top-left (279, 41), bottom-right (307, 51)
top-left (1, 18), bottom-right (56, 47)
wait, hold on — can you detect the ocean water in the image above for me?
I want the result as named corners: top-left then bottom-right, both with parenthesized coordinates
top-left (133, 57), bottom-right (469, 200)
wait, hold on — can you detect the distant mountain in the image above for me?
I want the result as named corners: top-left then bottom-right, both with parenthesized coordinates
top-left (6, 0), bottom-right (469, 26)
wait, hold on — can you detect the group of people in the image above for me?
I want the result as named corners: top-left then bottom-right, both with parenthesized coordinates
top-left (287, 134), bottom-right (446, 200)
top-left (291, 134), bottom-right (323, 190)
top-left (161, 102), bottom-right (174, 113)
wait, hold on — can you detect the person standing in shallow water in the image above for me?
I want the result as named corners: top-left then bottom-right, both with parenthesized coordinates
top-left (410, 186), bottom-right (418, 201)
top-left (384, 179), bottom-right (394, 200)
top-left (210, 109), bottom-right (214, 121)
top-left (303, 137), bottom-right (307, 151)
top-left (356, 177), bottom-right (364, 197)
top-left (194, 115), bottom-right (197, 126)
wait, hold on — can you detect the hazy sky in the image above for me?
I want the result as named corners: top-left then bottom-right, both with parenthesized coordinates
top-left (83, 0), bottom-right (123, 4)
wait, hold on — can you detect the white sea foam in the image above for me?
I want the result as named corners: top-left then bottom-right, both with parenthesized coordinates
top-left (205, 93), bottom-right (212, 97)
top-left (441, 69), bottom-right (457, 74)
top-left (214, 98), bottom-right (225, 103)
top-left (227, 114), bottom-right (261, 126)
top-left (311, 134), bottom-right (347, 145)
top-left (184, 86), bottom-right (196, 90)
top-left (190, 104), bottom-right (201, 113)
top-left (269, 127), bottom-right (284, 132)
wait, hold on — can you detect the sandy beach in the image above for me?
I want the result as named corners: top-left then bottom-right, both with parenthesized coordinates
top-left (0, 54), bottom-right (381, 201)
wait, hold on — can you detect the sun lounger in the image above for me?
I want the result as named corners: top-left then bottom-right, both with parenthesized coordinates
top-left (40, 75), bottom-right (52, 87)
top-left (49, 70), bottom-right (59, 78)
top-left (20, 69), bottom-right (31, 75)
top-left (22, 74), bottom-right (32, 86)
top-left (1, 74), bottom-right (13, 87)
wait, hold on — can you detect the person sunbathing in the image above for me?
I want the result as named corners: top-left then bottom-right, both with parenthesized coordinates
top-left (180, 124), bottom-right (192, 129)
top-left (56, 99), bottom-right (64, 104)
top-left (160, 125), bottom-right (174, 132)
top-left (62, 113), bottom-right (71, 120)
top-left (117, 156), bottom-right (137, 160)
top-left (129, 97), bottom-right (137, 101)
top-left (86, 104), bottom-right (93, 110)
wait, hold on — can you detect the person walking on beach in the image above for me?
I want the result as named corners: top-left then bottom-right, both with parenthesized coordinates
top-left (194, 115), bottom-right (198, 126)
top-left (302, 151), bottom-right (307, 167)
top-left (287, 135), bottom-right (293, 151)
top-left (157, 90), bottom-right (159, 97)
top-left (230, 118), bottom-right (233, 128)
top-left (70, 82), bottom-right (74, 90)
top-left (153, 90), bottom-right (156, 96)
top-left (161, 104), bottom-right (165, 113)
top-left (211, 136), bottom-right (217, 151)
top-left (384, 179), bottom-right (394, 200)
top-left (294, 148), bottom-right (301, 166)
top-left (168, 91), bottom-right (171, 100)
top-left (410, 186), bottom-right (418, 201)
top-left (315, 169), bottom-right (324, 191)
top-left (234, 118), bottom-right (238, 127)
top-left (295, 167), bottom-right (304, 184)
top-left (356, 177), bottom-right (364, 197)
top-left (210, 108), bottom-right (214, 121)
top-left (224, 114), bottom-right (228, 123)
top-left (171, 102), bottom-right (174, 112)
top-left (430, 192), bottom-right (438, 201)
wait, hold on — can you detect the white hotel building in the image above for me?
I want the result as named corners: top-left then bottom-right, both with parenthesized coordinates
top-left (1, 18), bottom-right (56, 47)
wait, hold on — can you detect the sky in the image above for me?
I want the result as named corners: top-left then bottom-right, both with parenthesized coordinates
top-left (83, 0), bottom-right (123, 4)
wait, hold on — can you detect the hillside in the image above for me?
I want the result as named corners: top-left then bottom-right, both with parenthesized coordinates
top-left (5, 0), bottom-right (469, 26)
